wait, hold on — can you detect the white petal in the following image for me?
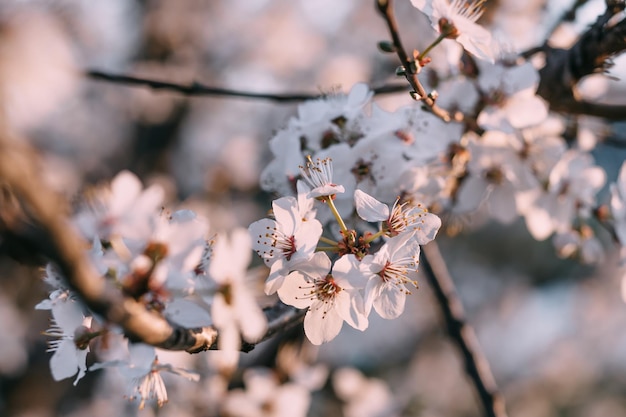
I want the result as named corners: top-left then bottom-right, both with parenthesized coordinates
top-left (347, 83), bottom-right (372, 108)
top-left (336, 290), bottom-right (368, 331)
top-left (454, 176), bottom-right (489, 213)
top-left (524, 205), bottom-right (555, 240)
top-left (128, 343), bottom-right (156, 371)
top-left (332, 254), bottom-right (368, 290)
top-left (304, 303), bottom-right (343, 345)
top-left (374, 285), bottom-right (406, 319)
top-left (277, 271), bottom-right (314, 310)
top-left (272, 196), bottom-right (299, 234)
top-left (234, 288), bottom-right (268, 342)
top-left (411, 211), bottom-right (442, 244)
top-left (293, 220), bottom-right (323, 259)
top-left (50, 339), bottom-right (79, 381)
top-left (109, 170), bottom-right (141, 214)
top-left (51, 298), bottom-right (84, 332)
top-left (354, 189), bottom-right (389, 222)
top-left (505, 95), bottom-right (548, 129)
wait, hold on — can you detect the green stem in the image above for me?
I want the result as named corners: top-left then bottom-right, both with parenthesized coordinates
top-left (418, 33), bottom-right (447, 61)
top-left (365, 230), bottom-right (386, 243)
top-left (326, 197), bottom-right (348, 233)
top-left (319, 236), bottom-right (339, 246)
top-left (316, 246), bottom-right (339, 252)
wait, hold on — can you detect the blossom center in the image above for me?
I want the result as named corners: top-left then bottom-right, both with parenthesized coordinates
top-left (377, 259), bottom-right (418, 292)
top-left (297, 274), bottom-right (342, 305)
top-left (256, 225), bottom-right (297, 263)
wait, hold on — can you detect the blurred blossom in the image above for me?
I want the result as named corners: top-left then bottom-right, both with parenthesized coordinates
top-left (221, 368), bottom-right (311, 417)
top-left (298, 0), bottom-right (355, 34)
top-left (333, 367), bottom-right (396, 417)
top-left (0, 9), bottom-right (78, 132)
top-left (523, 150), bottom-right (606, 240)
top-left (91, 343), bottom-right (200, 409)
top-left (70, 0), bottom-right (141, 68)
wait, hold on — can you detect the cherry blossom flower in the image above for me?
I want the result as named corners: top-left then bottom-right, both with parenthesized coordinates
top-left (260, 85), bottom-right (372, 197)
top-left (476, 61), bottom-right (548, 133)
top-left (333, 367), bottom-right (396, 417)
top-left (454, 131), bottom-right (539, 224)
top-left (37, 291), bottom-right (91, 385)
top-left (354, 189), bottom-right (441, 243)
top-left (299, 156), bottom-right (345, 199)
top-left (107, 209), bottom-right (209, 306)
top-left (73, 170), bottom-right (164, 245)
top-left (260, 129), bottom-right (305, 197)
top-left (220, 368), bottom-right (312, 417)
top-left (324, 134), bottom-right (413, 205)
top-left (411, 0), bottom-right (495, 62)
top-left (249, 196), bottom-right (322, 295)
top-left (91, 343), bottom-right (199, 409)
top-left (523, 150), bottom-right (605, 240)
top-left (361, 233), bottom-right (421, 319)
top-left (277, 252), bottom-right (368, 345)
top-left (553, 226), bottom-right (604, 265)
top-left (149, 209), bottom-right (210, 291)
top-left (291, 83), bottom-right (372, 152)
top-left (209, 229), bottom-right (268, 351)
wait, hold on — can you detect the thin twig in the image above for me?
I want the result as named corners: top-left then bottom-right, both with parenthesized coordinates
top-left (376, 0), bottom-right (463, 123)
top-left (421, 242), bottom-right (508, 417)
top-left (86, 70), bottom-right (408, 103)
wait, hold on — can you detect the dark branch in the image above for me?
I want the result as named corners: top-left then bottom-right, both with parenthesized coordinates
top-left (421, 242), bottom-right (508, 417)
top-left (86, 70), bottom-right (408, 103)
top-left (536, 4), bottom-right (626, 120)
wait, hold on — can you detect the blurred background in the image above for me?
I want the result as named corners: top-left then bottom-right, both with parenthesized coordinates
top-left (1, 0), bottom-right (626, 416)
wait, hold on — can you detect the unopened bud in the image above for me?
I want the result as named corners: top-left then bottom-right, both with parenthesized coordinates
top-left (377, 41), bottom-right (396, 53)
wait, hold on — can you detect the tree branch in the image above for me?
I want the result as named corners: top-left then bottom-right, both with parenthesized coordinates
top-left (0, 129), bottom-right (305, 354)
top-left (86, 70), bottom-right (408, 103)
top-left (421, 242), bottom-right (508, 417)
top-left (376, 0), bottom-right (464, 123)
top-left (535, 2), bottom-right (626, 120)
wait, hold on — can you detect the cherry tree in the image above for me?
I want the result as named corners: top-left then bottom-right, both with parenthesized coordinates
top-left (1, 0), bottom-right (626, 416)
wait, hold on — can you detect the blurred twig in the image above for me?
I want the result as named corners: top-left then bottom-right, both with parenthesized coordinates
top-left (0, 129), bottom-right (305, 353)
top-left (86, 70), bottom-right (408, 103)
top-left (421, 242), bottom-right (508, 417)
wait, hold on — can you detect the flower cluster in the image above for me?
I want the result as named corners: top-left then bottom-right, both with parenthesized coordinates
top-left (252, 156), bottom-right (441, 344)
top-left (34, 0), bottom-right (626, 405)
top-left (37, 171), bottom-right (267, 407)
